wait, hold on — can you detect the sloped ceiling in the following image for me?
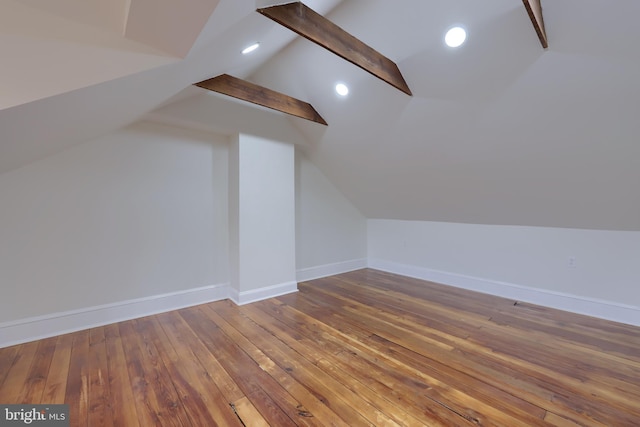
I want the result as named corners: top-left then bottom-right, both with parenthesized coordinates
top-left (251, 0), bottom-right (640, 231)
top-left (1, 0), bottom-right (639, 231)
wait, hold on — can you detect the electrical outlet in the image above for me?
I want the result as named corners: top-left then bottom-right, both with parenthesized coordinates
top-left (568, 256), bottom-right (577, 268)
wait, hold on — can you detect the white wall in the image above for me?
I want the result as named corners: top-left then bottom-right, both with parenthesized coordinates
top-left (0, 117), bottom-right (371, 345)
top-left (295, 150), bottom-right (367, 281)
top-left (0, 121), bottom-right (229, 325)
top-left (368, 219), bottom-right (640, 325)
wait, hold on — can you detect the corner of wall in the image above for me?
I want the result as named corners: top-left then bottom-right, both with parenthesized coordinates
top-left (228, 281), bottom-right (298, 306)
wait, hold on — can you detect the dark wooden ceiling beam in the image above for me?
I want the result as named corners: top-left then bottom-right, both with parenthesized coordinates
top-left (195, 74), bottom-right (327, 125)
top-left (522, 0), bottom-right (548, 48)
top-left (257, 1), bottom-right (412, 96)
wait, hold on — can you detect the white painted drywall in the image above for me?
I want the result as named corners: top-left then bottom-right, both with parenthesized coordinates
top-left (368, 219), bottom-right (640, 312)
top-left (0, 121), bottom-right (229, 323)
top-left (295, 150), bottom-right (366, 273)
top-left (229, 134), bottom-right (296, 294)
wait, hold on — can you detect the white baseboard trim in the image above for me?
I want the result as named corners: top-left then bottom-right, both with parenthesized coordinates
top-left (228, 281), bottom-right (298, 306)
top-left (368, 258), bottom-right (640, 327)
top-left (0, 283), bottom-right (229, 348)
top-left (297, 258), bottom-right (368, 282)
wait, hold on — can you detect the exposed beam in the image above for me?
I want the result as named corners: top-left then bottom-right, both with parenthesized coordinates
top-left (195, 74), bottom-right (327, 125)
top-left (522, 0), bottom-right (548, 48)
top-left (257, 1), bottom-right (412, 96)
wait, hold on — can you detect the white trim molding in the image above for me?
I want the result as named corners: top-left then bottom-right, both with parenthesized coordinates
top-left (297, 258), bottom-right (367, 282)
top-left (228, 281), bottom-right (298, 306)
top-left (0, 283), bottom-right (229, 348)
top-left (368, 258), bottom-right (640, 327)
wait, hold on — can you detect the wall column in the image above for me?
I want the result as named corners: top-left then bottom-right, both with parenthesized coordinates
top-left (228, 133), bottom-right (297, 304)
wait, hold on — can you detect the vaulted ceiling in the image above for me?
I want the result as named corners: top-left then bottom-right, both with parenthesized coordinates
top-left (1, 0), bottom-right (639, 230)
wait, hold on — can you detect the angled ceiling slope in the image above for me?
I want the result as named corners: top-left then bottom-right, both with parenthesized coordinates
top-left (19, 0), bottom-right (130, 33)
top-left (1, 0), bottom-right (222, 112)
top-left (0, 0), bottom-right (226, 174)
top-left (257, 1), bottom-right (412, 96)
top-left (195, 74), bottom-right (327, 125)
top-left (18, 0), bottom-right (220, 58)
top-left (125, 0), bottom-right (222, 57)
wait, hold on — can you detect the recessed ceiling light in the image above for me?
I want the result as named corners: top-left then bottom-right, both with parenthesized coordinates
top-left (335, 83), bottom-right (349, 96)
top-left (242, 42), bottom-right (260, 55)
top-left (445, 27), bottom-right (466, 48)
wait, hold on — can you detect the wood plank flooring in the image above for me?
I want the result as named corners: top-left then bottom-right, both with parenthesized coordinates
top-left (1, 269), bottom-right (639, 426)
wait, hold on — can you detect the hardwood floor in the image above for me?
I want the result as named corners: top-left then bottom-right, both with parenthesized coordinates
top-left (1, 269), bottom-right (639, 426)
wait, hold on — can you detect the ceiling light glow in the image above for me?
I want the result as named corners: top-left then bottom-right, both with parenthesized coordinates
top-left (242, 42), bottom-right (260, 54)
top-left (335, 83), bottom-right (349, 96)
top-left (445, 27), bottom-right (466, 48)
